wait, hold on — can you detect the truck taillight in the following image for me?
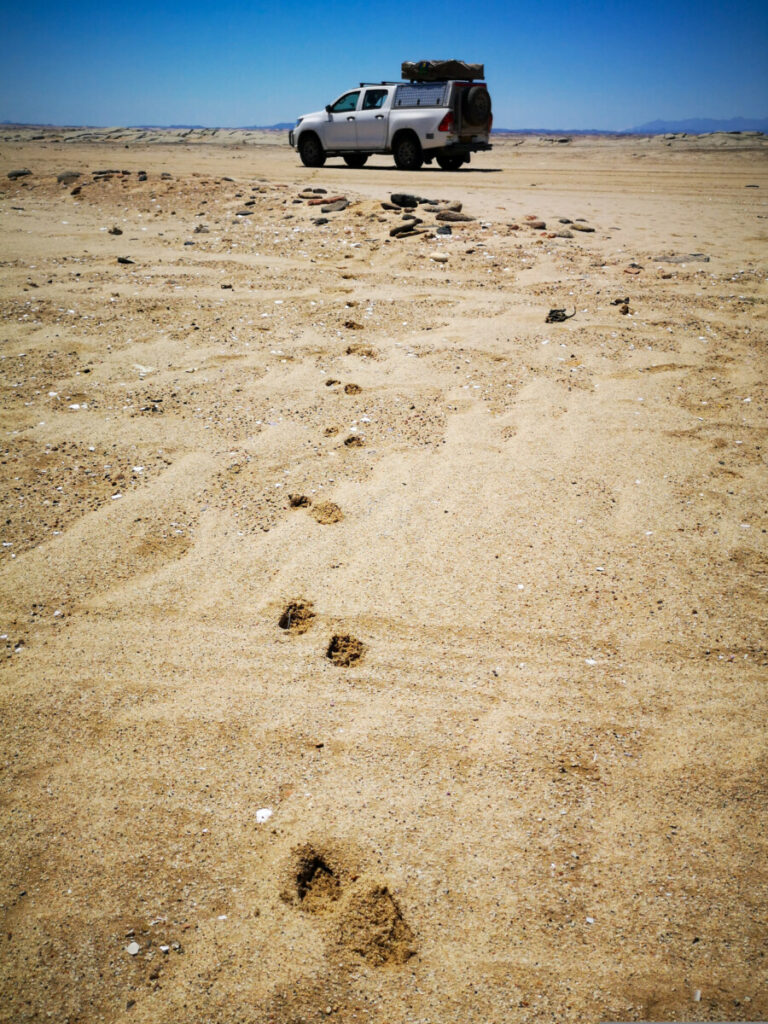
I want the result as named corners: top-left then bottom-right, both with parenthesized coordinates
top-left (438, 111), bottom-right (454, 132)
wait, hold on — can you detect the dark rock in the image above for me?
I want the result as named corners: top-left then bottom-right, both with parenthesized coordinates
top-left (391, 193), bottom-right (421, 208)
top-left (137, 172), bottom-right (147, 182)
top-left (117, 256), bottom-right (135, 265)
top-left (559, 218), bottom-right (573, 224)
top-left (313, 217), bottom-right (329, 226)
top-left (235, 209), bottom-right (254, 216)
top-left (436, 225), bottom-right (452, 235)
top-left (57, 171), bottom-right (81, 185)
top-left (545, 308), bottom-right (576, 323)
top-left (526, 219), bottom-right (546, 229)
top-left (193, 224), bottom-right (209, 233)
top-left (435, 210), bottom-right (475, 222)
top-left (321, 199), bottom-right (349, 213)
top-left (390, 222), bottom-right (418, 237)
top-left (8, 169), bottom-right (31, 180)
top-left (161, 172), bottom-right (172, 179)
top-left (70, 186), bottom-right (82, 196)
top-left (312, 188), bottom-right (327, 194)
top-left (108, 226), bottom-right (123, 235)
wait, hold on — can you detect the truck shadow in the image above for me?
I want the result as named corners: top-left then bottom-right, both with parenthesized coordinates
top-left (345, 164), bottom-right (503, 174)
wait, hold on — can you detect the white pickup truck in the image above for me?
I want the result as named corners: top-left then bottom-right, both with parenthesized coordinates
top-left (288, 75), bottom-right (492, 171)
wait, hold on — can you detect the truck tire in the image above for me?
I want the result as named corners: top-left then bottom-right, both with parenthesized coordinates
top-left (393, 132), bottom-right (423, 171)
top-left (436, 154), bottom-right (464, 171)
top-left (298, 133), bottom-right (326, 168)
top-left (464, 86), bottom-right (491, 126)
top-left (343, 153), bottom-right (369, 168)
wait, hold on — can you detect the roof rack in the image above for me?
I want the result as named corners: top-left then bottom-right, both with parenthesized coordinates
top-left (358, 81), bottom-right (401, 87)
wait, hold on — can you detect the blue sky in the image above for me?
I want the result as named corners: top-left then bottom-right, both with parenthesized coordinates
top-left (1, 0), bottom-right (766, 129)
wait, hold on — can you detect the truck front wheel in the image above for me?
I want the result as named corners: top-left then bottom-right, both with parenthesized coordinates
top-left (393, 132), bottom-right (423, 171)
top-left (299, 133), bottom-right (326, 168)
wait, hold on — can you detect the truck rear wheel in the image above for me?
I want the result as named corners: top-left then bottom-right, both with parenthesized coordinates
top-left (436, 154), bottom-right (464, 171)
top-left (299, 133), bottom-right (326, 168)
top-left (343, 153), bottom-right (369, 168)
top-left (393, 132), bottom-right (423, 171)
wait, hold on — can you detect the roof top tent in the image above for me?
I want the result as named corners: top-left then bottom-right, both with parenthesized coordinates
top-left (401, 60), bottom-right (485, 82)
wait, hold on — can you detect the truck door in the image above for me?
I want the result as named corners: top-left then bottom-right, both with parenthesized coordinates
top-left (355, 88), bottom-right (389, 149)
top-left (324, 91), bottom-right (360, 148)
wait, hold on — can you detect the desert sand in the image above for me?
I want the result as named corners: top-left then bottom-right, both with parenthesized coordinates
top-left (1, 127), bottom-right (766, 1023)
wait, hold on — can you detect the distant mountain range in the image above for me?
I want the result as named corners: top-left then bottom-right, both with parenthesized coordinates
top-left (3, 117), bottom-right (766, 135)
top-left (629, 116), bottom-right (768, 134)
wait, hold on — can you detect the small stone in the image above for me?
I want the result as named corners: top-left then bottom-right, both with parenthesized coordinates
top-left (554, 230), bottom-right (573, 238)
top-left (308, 194), bottom-right (344, 206)
top-left (117, 256), bottom-right (135, 265)
top-left (570, 222), bottom-right (595, 232)
top-left (435, 210), bottom-right (474, 222)
top-left (430, 252), bottom-right (448, 263)
top-left (8, 169), bottom-right (31, 180)
top-left (321, 199), bottom-right (348, 213)
top-left (57, 171), bottom-right (81, 185)
top-left (526, 219), bottom-right (546, 229)
top-left (313, 217), bottom-right (329, 225)
top-left (436, 225), bottom-right (452, 235)
top-left (108, 226), bottom-right (123, 235)
top-left (235, 209), bottom-right (253, 216)
top-left (126, 942), bottom-right (140, 956)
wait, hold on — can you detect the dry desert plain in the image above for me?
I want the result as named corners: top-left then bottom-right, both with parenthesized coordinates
top-left (0, 127), bottom-right (767, 1024)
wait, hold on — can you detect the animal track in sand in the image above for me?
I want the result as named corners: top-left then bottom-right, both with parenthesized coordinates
top-left (343, 434), bottom-right (365, 448)
top-left (288, 493), bottom-right (311, 508)
top-left (311, 501), bottom-right (343, 524)
top-left (336, 884), bottom-right (417, 966)
top-left (326, 634), bottom-right (365, 666)
top-left (343, 383), bottom-right (362, 394)
top-left (346, 343), bottom-right (379, 359)
top-left (278, 601), bottom-right (315, 635)
top-left (282, 844), bottom-right (342, 913)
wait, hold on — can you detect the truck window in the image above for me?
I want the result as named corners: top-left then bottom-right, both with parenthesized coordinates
top-left (330, 91), bottom-right (360, 113)
top-left (362, 89), bottom-right (388, 110)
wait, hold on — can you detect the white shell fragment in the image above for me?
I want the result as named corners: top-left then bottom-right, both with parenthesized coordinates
top-left (126, 941), bottom-right (140, 956)
top-left (256, 808), bottom-right (273, 824)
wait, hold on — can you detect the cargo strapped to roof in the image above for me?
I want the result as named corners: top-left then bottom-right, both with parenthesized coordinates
top-left (401, 60), bottom-right (484, 82)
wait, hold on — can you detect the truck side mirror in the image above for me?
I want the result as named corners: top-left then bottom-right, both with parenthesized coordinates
top-left (325, 104), bottom-right (331, 113)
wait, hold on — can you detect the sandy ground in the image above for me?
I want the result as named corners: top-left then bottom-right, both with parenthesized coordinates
top-left (1, 127), bottom-right (766, 1024)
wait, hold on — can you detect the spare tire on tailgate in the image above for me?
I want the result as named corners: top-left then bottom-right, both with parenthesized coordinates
top-left (464, 85), bottom-right (491, 126)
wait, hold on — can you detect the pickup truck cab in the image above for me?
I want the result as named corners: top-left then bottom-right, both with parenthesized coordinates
top-left (289, 77), bottom-right (492, 171)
